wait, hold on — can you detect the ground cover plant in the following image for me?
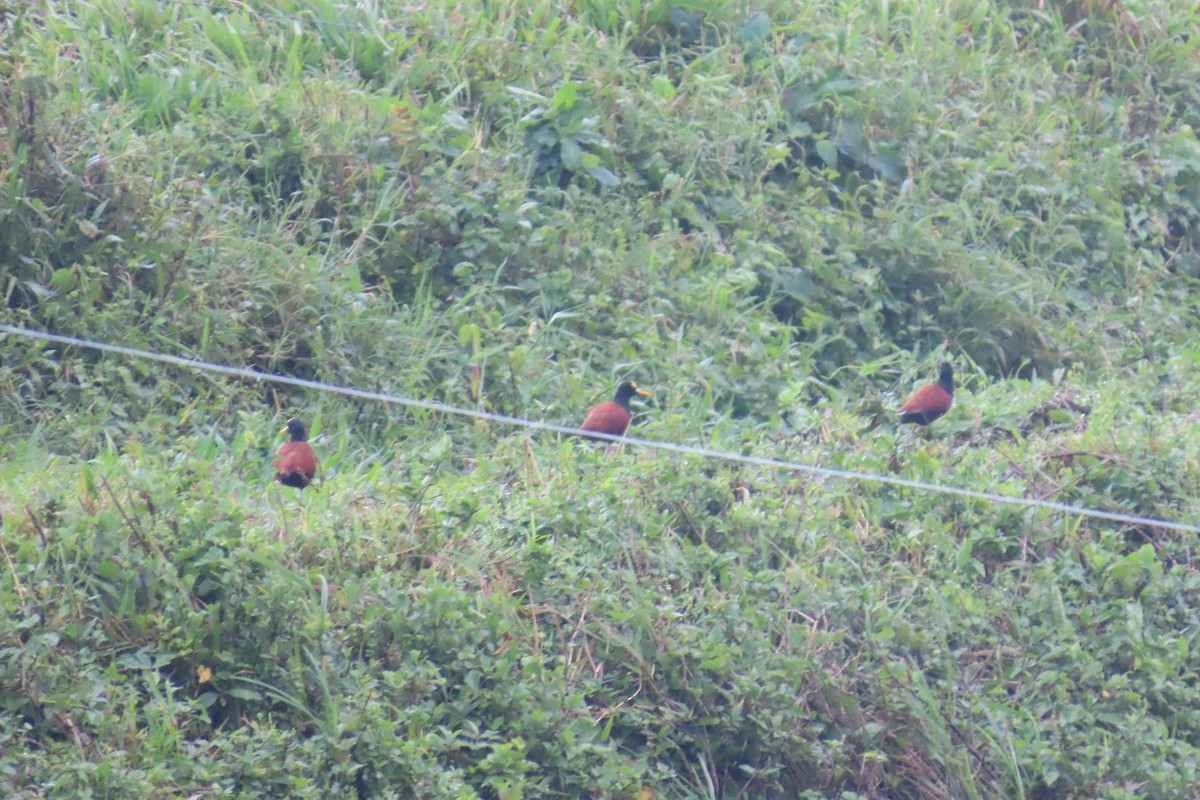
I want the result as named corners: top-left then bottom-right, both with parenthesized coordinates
top-left (3, 0), bottom-right (1200, 797)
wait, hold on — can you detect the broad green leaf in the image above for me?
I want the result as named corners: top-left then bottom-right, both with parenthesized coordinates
top-left (741, 12), bottom-right (770, 44)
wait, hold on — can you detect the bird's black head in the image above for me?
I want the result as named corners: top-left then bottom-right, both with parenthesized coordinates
top-left (281, 418), bottom-right (308, 441)
top-left (613, 380), bottom-right (652, 408)
top-left (936, 362), bottom-right (954, 395)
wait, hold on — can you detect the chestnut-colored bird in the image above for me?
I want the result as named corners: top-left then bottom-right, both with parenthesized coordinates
top-left (898, 363), bottom-right (954, 426)
top-left (275, 418), bottom-right (318, 489)
top-left (579, 380), bottom-right (652, 439)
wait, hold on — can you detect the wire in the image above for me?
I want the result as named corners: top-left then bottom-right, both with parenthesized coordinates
top-left (3, 323), bottom-right (1198, 534)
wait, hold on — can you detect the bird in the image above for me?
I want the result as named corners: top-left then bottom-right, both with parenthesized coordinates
top-left (579, 380), bottom-right (651, 439)
top-left (274, 418), bottom-right (318, 489)
top-left (898, 362), bottom-right (955, 425)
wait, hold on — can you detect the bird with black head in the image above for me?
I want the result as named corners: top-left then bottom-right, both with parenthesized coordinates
top-left (579, 380), bottom-right (652, 440)
top-left (275, 418), bottom-right (318, 489)
top-left (898, 363), bottom-right (955, 426)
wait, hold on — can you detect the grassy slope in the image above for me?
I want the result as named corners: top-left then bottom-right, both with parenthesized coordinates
top-left (3, 1), bottom-right (1200, 798)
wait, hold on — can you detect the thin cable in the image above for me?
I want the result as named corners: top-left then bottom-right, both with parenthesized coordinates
top-left (3, 323), bottom-right (1197, 534)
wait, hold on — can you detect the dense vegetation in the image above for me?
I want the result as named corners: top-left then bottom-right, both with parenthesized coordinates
top-left (3, 0), bottom-right (1200, 797)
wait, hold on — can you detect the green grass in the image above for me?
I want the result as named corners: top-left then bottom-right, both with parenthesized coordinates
top-left (4, 0), bottom-right (1200, 797)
